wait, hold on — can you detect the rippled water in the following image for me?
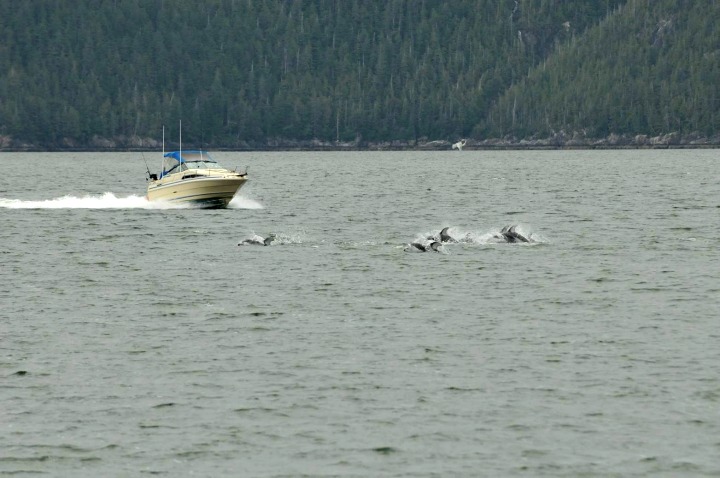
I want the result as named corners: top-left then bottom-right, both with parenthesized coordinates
top-left (1, 150), bottom-right (719, 477)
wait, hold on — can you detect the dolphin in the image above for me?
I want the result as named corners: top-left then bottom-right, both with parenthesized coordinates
top-left (439, 226), bottom-right (457, 243)
top-left (405, 241), bottom-right (442, 253)
top-left (497, 225), bottom-right (531, 243)
top-left (427, 226), bottom-right (457, 243)
top-left (239, 233), bottom-right (276, 246)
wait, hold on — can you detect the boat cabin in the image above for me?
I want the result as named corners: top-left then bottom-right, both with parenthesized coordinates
top-left (159, 151), bottom-right (224, 178)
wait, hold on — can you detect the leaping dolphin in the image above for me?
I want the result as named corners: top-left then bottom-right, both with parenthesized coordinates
top-left (439, 226), bottom-right (457, 243)
top-left (496, 225), bottom-right (532, 243)
top-left (238, 233), bottom-right (276, 246)
top-left (405, 241), bottom-right (442, 253)
top-left (427, 226), bottom-right (458, 243)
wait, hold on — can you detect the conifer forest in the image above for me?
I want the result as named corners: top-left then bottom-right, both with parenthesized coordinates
top-left (0, 0), bottom-right (718, 149)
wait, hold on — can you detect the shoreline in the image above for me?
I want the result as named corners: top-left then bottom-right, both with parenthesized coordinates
top-left (2, 144), bottom-right (718, 153)
top-left (2, 134), bottom-right (719, 152)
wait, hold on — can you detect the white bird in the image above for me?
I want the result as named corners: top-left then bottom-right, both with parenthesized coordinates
top-left (452, 139), bottom-right (467, 151)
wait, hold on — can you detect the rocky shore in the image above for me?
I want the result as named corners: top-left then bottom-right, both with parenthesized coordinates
top-left (1, 131), bottom-right (719, 152)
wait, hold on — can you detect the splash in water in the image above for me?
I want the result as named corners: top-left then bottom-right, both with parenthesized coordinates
top-left (228, 196), bottom-right (264, 209)
top-left (422, 224), bottom-right (546, 245)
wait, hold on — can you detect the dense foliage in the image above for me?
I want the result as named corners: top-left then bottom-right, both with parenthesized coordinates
top-left (483, 0), bottom-right (720, 140)
top-left (0, 0), bottom-right (717, 148)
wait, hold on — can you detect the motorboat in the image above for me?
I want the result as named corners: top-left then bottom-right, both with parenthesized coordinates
top-left (146, 150), bottom-right (248, 208)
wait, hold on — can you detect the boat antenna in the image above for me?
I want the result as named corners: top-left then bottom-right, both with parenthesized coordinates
top-left (179, 119), bottom-right (182, 165)
top-left (137, 135), bottom-right (150, 180)
top-left (142, 151), bottom-right (152, 180)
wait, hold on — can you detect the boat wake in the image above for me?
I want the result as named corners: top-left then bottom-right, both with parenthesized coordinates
top-left (0, 193), bottom-right (264, 210)
top-left (0, 193), bottom-right (172, 209)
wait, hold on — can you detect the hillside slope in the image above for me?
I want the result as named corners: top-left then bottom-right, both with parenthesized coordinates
top-left (5, 1), bottom-right (719, 149)
top-left (0, 0), bottom-right (627, 149)
top-left (480, 0), bottom-right (720, 145)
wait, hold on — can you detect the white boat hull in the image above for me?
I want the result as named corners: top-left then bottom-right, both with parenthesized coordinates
top-left (147, 174), bottom-right (248, 208)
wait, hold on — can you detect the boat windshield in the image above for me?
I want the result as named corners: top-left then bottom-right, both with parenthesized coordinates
top-left (159, 151), bottom-right (224, 178)
top-left (183, 160), bottom-right (219, 170)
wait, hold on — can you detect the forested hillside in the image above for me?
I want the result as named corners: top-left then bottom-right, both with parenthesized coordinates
top-left (483, 0), bottom-right (720, 145)
top-left (0, 0), bottom-right (717, 150)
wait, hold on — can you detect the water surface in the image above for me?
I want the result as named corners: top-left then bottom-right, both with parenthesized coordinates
top-left (1, 150), bottom-right (719, 476)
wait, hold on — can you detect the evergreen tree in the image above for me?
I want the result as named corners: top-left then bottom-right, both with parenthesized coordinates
top-left (3, 0), bottom-right (717, 149)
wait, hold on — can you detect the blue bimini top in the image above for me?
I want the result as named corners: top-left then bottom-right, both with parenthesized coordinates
top-left (159, 151), bottom-right (220, 178)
